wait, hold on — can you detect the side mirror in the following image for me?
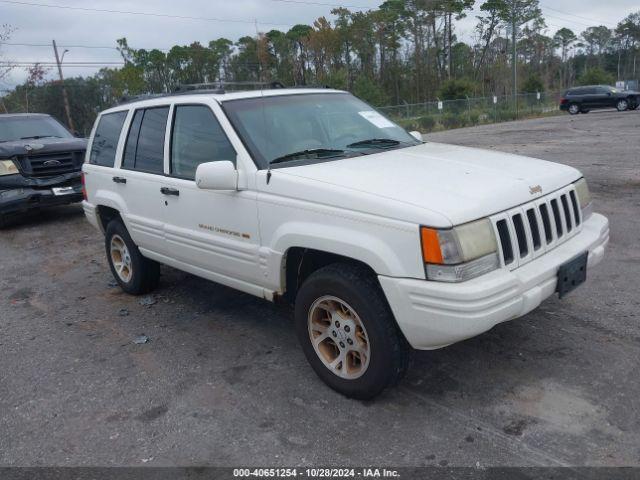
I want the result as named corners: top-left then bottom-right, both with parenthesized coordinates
top-left (195, 161), bottom-right (238, 191)
top-left (409, 131), bottom-right (423, 141)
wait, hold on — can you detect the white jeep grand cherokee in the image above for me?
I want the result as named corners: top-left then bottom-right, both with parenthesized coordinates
top-left (82, 87), bottom-right (609, 399)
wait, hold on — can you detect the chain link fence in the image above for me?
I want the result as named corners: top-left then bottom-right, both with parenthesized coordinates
top-left (379, 91), bottom-right (563, 133)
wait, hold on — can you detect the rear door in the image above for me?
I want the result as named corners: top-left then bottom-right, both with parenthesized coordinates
top-left (116, 106), bottom-right (171, 255)
top-left (160, 102), bottom-right (263, 291)
top-left (84, 110), bottom-right (129, 208)
top-left (592, 87), bottom-right (611, 108)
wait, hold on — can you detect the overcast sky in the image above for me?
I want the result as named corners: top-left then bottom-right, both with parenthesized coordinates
top-left (1, 0), bottom-right (638, 89)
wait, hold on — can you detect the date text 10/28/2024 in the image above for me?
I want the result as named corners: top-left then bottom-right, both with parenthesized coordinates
top-left (233, 468), bottom-right (400, 478)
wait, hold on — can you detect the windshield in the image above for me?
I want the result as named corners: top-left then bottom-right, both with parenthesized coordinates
top-left (0, 116), bottom-right (73, 143)
top-left (222, 92), bottom-right (420, 169)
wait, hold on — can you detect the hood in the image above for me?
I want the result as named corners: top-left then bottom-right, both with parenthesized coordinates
top-left (0, 136), bottom-right (87, 159)
top-left (274, 142), bottom-right (581, 227)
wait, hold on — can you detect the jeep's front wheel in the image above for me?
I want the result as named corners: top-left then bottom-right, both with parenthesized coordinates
top-left (294, 263), bottom-right (409, 399)
top-left (105, 219), bottom-right (160, 295)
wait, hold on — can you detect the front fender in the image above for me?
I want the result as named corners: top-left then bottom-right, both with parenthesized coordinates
top-left (273, 222), bottom-right (406, 275)
top-left (263, 219), bottom-right (424, 293)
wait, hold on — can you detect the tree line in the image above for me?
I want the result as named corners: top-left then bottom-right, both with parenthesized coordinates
top-left (1, 0), bottom-right (639, 134)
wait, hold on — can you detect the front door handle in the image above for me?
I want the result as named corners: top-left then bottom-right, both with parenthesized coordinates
top-left (160, 187), bottom-right (180, 196)
top-left (112, 176), bottom-right (127, 184)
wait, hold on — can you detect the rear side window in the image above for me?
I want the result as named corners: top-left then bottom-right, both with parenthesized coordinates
top-left (89, 111), bottom-right (127, 167)
top-left (170, 105), bottom-right (236, 180)
top-left (122, 106), bottom-right (169, 174)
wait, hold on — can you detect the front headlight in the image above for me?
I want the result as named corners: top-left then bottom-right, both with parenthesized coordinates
top-left (574, 178), bottom-right (593, 220)
top-left (420, 218), bottom-right (500, 283)
top-left (0, 159), bottom-right (19, 176)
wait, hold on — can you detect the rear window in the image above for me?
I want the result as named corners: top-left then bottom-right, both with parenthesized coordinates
top-left (122, 107), bottom-right (169, 174)
top-left (89, 111), bottom-right (127, 167)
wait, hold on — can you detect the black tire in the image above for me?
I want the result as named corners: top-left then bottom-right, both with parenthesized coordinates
top-left (616, 99), bottom-right (629, 112)
top-left (294, 263), bottom-right (409, 400)
top-left (105, 218), bottom-right (160, 295)
top-left (568, 103), bottom-right (580, 115)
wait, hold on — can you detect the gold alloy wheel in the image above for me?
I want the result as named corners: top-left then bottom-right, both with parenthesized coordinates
top-left (308, 296), bottom-right (371, 380)
top-left (110, 234), bottom-right (133, 283)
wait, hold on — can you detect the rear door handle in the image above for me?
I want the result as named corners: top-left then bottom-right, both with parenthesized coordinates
top-left (160, 187), bottom-right (180, 196)
top-left (112, 176), bottom-right (127, 184)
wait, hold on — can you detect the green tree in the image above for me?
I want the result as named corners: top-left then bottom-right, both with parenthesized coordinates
top-left (521, 74), bottom-right (544, 93)
top-left (553, 28), bottom-right (577, 87)
top-left (352, 75), bottom-right (387, 106)
top-left (578, 67), bottom-right (615, 85)
top-left (437, 78), bottom-right (476, 100)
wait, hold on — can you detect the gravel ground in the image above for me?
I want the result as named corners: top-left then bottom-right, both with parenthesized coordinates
top-left (1, 109), bottom-right (639, 467)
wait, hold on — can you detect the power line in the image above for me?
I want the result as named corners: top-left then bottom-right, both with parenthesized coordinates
top-left (271, 0), bottom-right (371, 8)
top-left (0, 0), bottom-right (295, 27)
top-left (539, 4), bottom-right (617, 28)
top-left (541, 11), bottom-right (601, 29)
top-left (1, 42), bottom-right (120, 50)
top-left (1, 61), bottom-right (124, 65)
top-left (0, 42), bottom-right (229, 53)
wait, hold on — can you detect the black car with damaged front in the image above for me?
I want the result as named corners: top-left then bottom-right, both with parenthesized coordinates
top-left (0, 113), bottom-right (87, 227)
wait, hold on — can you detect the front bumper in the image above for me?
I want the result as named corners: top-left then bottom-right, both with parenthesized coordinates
top-left (0, 181), bottom-right (83, 217)
top-left (379, 213), bottom-right (609, 350)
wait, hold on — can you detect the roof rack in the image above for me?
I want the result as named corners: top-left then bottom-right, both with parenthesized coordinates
top-left (116, 81), bottom-right (330, 105)
top-left (117, 93), bottom-right (171, 105)
top-left (173, 81), bottom-right (286, 94)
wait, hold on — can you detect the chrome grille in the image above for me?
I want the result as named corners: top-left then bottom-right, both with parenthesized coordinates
top-left (491, 186), bottom-right (582, 270)
top-left (18, 151), bottom-right (82, 177)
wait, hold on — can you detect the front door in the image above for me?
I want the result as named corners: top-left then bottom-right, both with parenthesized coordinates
top-left (161, 103), bottom-right (263, 292)
top-left (592, 87), bottom-right (612, 108)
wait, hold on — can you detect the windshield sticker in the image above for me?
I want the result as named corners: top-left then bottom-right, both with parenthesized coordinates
top-left (358, 111), bottom-right (395, 129)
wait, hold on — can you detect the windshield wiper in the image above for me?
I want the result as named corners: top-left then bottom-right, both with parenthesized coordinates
top-left (20, 135), bottom-right (61, 140)
top-left (346, 138), bottom-right (404, 149)
top-left (269, 148), bottom-right (347, 166)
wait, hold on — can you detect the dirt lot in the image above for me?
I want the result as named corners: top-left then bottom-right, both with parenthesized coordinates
top-left (1, 110), bottom-right (639, 467)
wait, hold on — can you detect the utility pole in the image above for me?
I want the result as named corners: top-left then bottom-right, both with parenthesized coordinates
top-left (511, 0), bottom-right (518, 117)
top-left (52, 40), bottom-right (75, 132)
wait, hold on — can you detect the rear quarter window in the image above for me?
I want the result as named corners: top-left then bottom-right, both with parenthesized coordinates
top-left (89, 111), bottom-right (128, 167)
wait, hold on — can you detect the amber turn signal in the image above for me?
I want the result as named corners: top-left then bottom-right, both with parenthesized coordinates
top-left (420, 227), bottom-right (444, 265)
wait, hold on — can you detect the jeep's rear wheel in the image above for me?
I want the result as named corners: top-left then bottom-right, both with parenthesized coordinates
top-left (568, 103), bottom-right (580, 115)
top-left (294, 263), bottom-right (409, 399)
top-left (105, 219), bottom-right (160, 295)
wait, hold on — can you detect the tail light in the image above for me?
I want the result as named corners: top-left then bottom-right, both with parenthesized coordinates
top-left (81, 172), bottom-right (87, 201)
top-left (560, 98), bottom-right (568, 105)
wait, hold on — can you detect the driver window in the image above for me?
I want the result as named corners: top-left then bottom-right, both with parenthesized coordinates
top-left (170, 105), bottom-right (236, 180)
